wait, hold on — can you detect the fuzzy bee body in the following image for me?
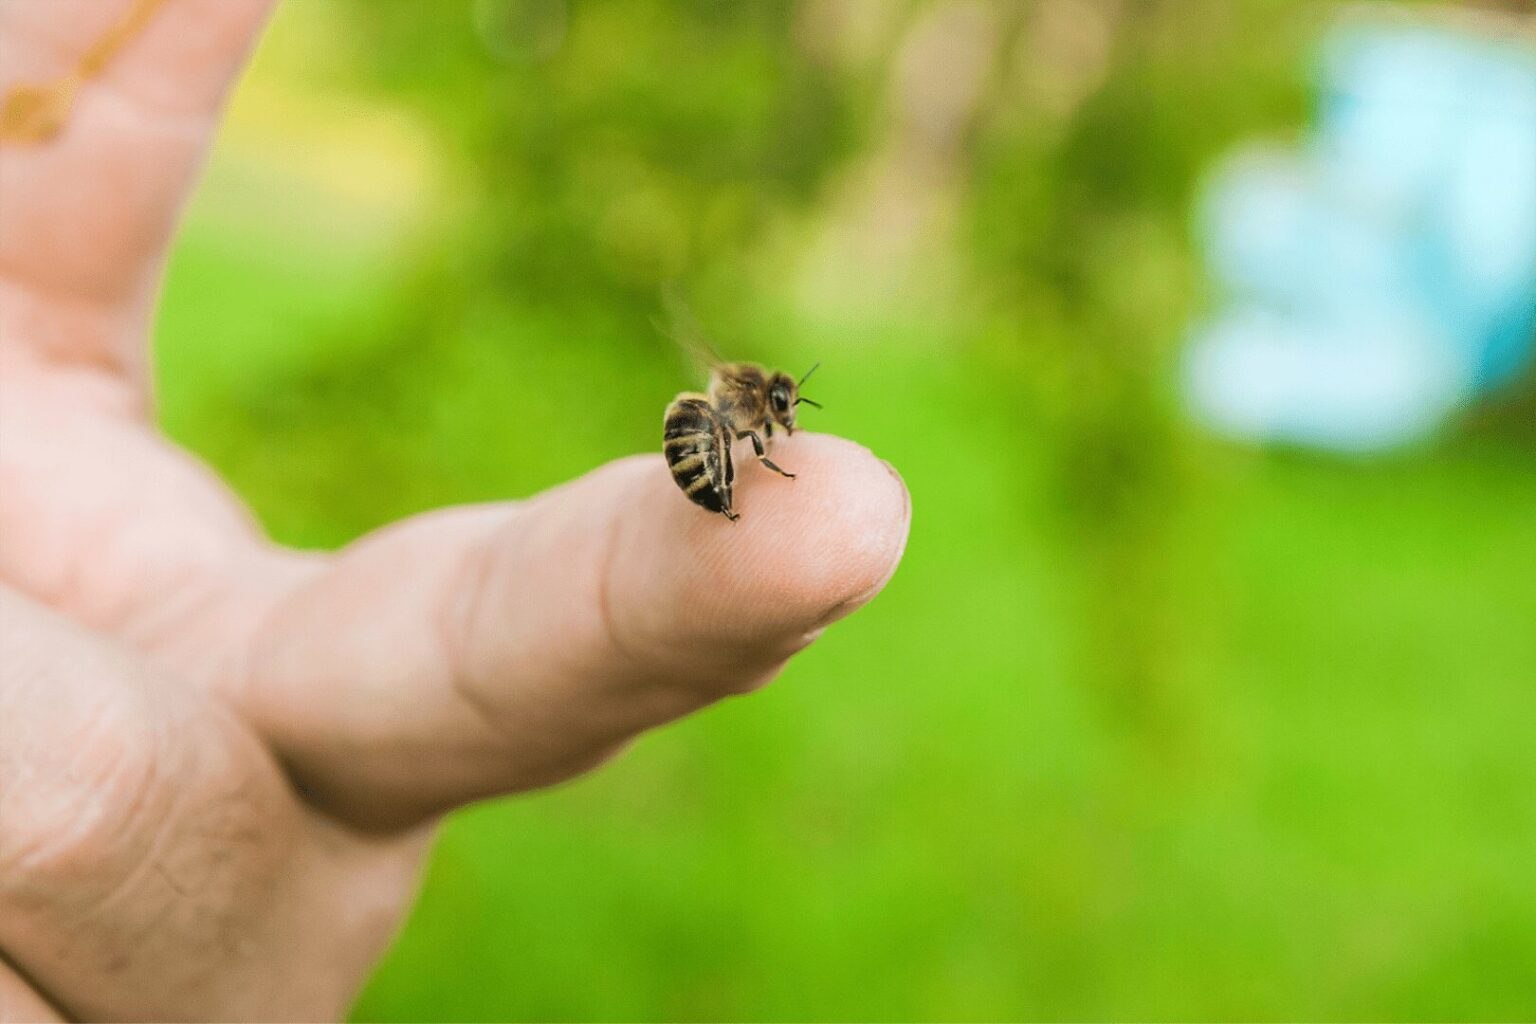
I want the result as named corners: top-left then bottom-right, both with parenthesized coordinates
top-left (707, 362), bottom-right (770, 433)
top-left (663, 360), bottom-right (821, 521)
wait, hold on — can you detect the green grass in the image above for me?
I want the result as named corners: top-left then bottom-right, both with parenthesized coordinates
top-left (148, 3), bottom-right (1536, 1016)
top-left (156, 214), bottom-right (1536, 1019)
top-left (338, 437), bottom-right (1536, 1021)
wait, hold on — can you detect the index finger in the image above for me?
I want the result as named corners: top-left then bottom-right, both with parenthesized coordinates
top-left (240, 433), bottom-right (912, 830)
top-left (0, 0), bottom-right (273, 374)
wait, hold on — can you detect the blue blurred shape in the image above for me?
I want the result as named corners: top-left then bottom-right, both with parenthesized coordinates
top-left (1184, 11), bottom-right (1536, 450)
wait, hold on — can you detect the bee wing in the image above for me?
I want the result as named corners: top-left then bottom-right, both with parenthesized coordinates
top-left (656, 284), bottom-right (725, 382)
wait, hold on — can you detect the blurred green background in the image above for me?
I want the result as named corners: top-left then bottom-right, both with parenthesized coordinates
top-left (155, 0), bottom-right (1536, 1018)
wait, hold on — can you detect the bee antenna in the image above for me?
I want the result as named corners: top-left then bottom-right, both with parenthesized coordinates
top-left (798, 361), bottom-right (821, 386)
top-left (795, 397), bottom-right (822, 409)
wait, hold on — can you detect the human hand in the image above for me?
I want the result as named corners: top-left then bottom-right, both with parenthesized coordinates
top-left (0, 2), bottom-right (910, 1019)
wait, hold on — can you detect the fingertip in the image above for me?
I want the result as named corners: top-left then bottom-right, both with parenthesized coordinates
top-left (730, 432), bottom-right (910, 626)
top-left (614, 433), bottom-right (910, 673)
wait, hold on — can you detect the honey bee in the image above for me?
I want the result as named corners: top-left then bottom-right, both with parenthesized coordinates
top-left (664, 360), bottom-right (822, 521)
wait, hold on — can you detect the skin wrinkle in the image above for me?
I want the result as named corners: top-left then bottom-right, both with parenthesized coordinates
top-left (132, 700), bottom-right (270, 927)
top-left (457, 481), bottom-right (660, 772)
top-left (1, 597), bottom-right (333, 1018)
top-left (78, 863), bottom-right (180, 982)
top-left (0, 702), bottom-right (160, 899)
top-left (0, 270), bottom-right (125, 329)
top-left (224, 557), bottom-right (311, 742)
top-left (433, 503), bottom-right (586, 761)
top-left (150, 861), bottom-right (192, 900)
top-left (441, 510), bottom-right (534, 755)
top-left (445, 461), bottom-right (691, 743)
top-left (0, 279), bottom-right (143, 384)
top-left (232, 510), bottom-right (524, 829)
top-left (122, 546), bottom-right (300, 686)
top-left (44, 739), bottom-right (344, 1019)
top-left (6, 676), bottom-right (193, 946)
top-left (595, 474), bottom-right (646, 675)
top-left (3, 477), bottom-right (211, 645)
top-left (54, 740), bottom-right (168, 927)
top-left (173, 770), bottom-right (271, 964)
top-left (0, 618), bottom-right (167, 1010)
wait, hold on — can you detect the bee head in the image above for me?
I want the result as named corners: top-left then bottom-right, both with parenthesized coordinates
top-left (769, 362), bottom-right (821, 434)
top-left (767, 372), bottom-right (797, 432)
top-left (768, 363), bottom-right (820, 434)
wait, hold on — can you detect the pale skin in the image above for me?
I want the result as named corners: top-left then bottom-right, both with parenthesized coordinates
top-left (0, 1), bottom-right (911, 1019)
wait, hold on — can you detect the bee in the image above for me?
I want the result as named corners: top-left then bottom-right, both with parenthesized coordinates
top-left (664, 360), bottom-right (822, 521)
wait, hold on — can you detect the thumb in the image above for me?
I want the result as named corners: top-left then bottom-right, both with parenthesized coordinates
top-left (240, 433), bottom-right (911, 830)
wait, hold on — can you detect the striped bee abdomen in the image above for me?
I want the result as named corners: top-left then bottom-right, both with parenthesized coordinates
top-left (663, 393), bottom-right (736, 519)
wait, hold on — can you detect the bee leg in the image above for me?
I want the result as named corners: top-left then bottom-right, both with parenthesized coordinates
top-left (723, 509), bottom-right (741, 522)
top-left (737, 430), bottom-right (795, 478)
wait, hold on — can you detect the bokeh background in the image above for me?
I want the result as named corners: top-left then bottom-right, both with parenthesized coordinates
top-left (155, 0), bottom-right (1536, 1019)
